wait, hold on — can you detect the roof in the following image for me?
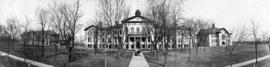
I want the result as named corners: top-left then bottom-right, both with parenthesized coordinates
top-left (21, 30), bottom-right (59, 36)
top-left (84, 25), bottom-right (95, 31)
top-left (197, 24), bottom-right (231, 35)
top-left (176, 25), bottom-right (189, 30)
top-left (110, 24), bottom-right (122, 29)
top-left (197, 27), bottom-right (231, 35)
top-left (84, 24), bottom-right (123, 31)
top-left (122, 10), bottom-right (153, 23)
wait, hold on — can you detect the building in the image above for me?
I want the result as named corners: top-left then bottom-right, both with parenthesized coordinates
top-left (197, 24), bottom-right (232, 47)
top-left (121, 10), bottom-right (153, 50)
top-left (84, 10), bottom-right (193, 50)
top-left (176, 26), bottom-right (192, 48)
top-left (21, 30), bottom-right (59, 46)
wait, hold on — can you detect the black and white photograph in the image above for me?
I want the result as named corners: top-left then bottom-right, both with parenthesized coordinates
top-left (0, 0), bottom-right (270, 67)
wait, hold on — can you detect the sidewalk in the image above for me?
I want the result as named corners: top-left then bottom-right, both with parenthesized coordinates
top-left (225, 55), bottom-right (270, 67)
top-left (128, 52), bottom-right (149, 67)
top-left (0, 51), bottom-right (54, 67)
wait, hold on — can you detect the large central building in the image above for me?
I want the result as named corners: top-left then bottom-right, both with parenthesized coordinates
top-left (84, 10), bottom-right (231, 50)
top-left (121, 10), bottom-right (153, 50)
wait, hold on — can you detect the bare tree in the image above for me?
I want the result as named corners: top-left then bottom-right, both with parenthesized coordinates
top-left (20, 15), bottom-right (31, 62)
top-left (261, 32), bottom-right (269, 41)
top-left (97, 0), bottom-right (130, 51)
top-left (48, 0), bottom-right (82, 62)
top-left (96, 0), bottom-right (130, 66)
top-left (6, 17), bottom-right (22, 58)
top-left (146, 0), bottom-right (184, 67)
top-left (250, 19), bottom-right (259, 65)
top-left (36, 7), bottom-right (49, 57)
top-left (184, 18), bottom-right (211, 52)
top-left (92, 21), bottom-right (104, 54)
top-left (228, 26), bottom-right (248, 67)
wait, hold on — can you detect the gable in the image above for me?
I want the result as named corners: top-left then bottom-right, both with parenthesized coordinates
top-left (220, 28), bottom-right (231, 34)
top-left (129, 17), bottom-right (144, 21)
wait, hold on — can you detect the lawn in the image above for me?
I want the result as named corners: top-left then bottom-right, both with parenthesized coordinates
top-left (0, 55), bottom-right (37, 67)
top-left (1, 41), bottom-right (269, 67)
top-left (0, 41), bottom-right (133, 67)
top-left (144, 44), bottom-right (270, 67)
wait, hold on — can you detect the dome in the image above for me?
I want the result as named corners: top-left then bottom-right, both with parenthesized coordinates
top-left (135, 10), bottom-right (141, 16)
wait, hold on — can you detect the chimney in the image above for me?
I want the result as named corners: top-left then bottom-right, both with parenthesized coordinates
top-left (212, 24), bottom-right (215, 28)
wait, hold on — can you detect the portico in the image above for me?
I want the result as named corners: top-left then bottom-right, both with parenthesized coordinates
top-left (122, 10), bottom-right (153, 50)
top-left (125, 35), bottom-right (151, 50)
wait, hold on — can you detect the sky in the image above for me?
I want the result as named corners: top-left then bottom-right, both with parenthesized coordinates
top-left (1, 0), bottom-right (270, 39)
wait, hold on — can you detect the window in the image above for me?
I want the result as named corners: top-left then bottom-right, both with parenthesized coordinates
top-left (212, 39), bottom-right (219, 43)
top-left (212, 39), bottom-right (215, 43)
top-left (178, 38), bottom-right (181, 42)
top-left (222, 42), bottom-right (225, 45)
top-left (131, 45), bottom-right (134, 49)
top-left (137, 27), bottom-right (140, 32)
top-left (130, 27), bottom-right (134, 32)
top-left (88, 37), bottom-right (92, 42)
top-left (102, 38), bottom-right (105, 42)
top-left (88, 31), bottom-right (91, 36)
top-left (148, 37), bottom-right (151, 42)
top-left (119, 30), bottom-right (122, 35)
top-left (142, 37), bottom-right (146, 42)
top-left (178, 31), bottom-right (181, 35)
top-left (142, 44), bottom-right (145, 48)
top-left (89, 44), bottom-right (92, 48)
top-left (184, 38), bottom-right (188, 42)
top-left (108, 38), bottom-right (111, 43)
top-left (222, 35), bottom-right (226, 39)
top-left (126, 45), bottom-right (129, 49)
top-left (212, 34), bottom-right (217, 38)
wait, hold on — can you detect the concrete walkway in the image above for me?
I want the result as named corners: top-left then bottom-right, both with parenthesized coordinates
top-left (128, 52), bottom-right (149, 67)
top-left (0, 51), bottom-right (54, 67)
top-left (225, 55), bottom-right (270, 67)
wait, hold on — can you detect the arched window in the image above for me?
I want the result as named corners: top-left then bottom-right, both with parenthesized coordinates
top-left (137, 27), bottom-right (140, 32)
top-left (130, 27), bottom-right (134, 32)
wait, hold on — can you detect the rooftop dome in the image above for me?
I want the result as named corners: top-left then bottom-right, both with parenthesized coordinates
top-left (135, 10), bottom-right (141, 16)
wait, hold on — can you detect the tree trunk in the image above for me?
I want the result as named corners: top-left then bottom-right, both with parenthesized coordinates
top-left (54, 43), bottom-right (58, 66)
top-left (94, 43), bottom-right (98, 54)
top-left (41, 34), bottom-right (45, 57)
top-left (230, 51), bottom-right (232, 67)
top-left (268, 44), bottom-right (270, 54)
top-left (255, 42), bottom-right (257, 66)
top-left (68, 47), bottom-right (72, 62)
top-left (189, 34), bottom-right (192, 55)
top-left (164, 54), bottom-right (167, 67)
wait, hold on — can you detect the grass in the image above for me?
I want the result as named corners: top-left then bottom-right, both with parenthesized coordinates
top-left (0, 41), bottom-right (133, 67)
top-left (144, 44), bottom-right (270, 67)
top-left (0, 55), bottom-right (37, 67)
top-left (1, 41), bottom-right (269, 67)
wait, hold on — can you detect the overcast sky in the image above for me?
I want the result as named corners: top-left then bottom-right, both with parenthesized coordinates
top-left (1, 0), bottom-right (270, 36)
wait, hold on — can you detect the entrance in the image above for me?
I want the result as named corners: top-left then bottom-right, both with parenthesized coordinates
top-left (136, 41), bottom-right (140, 49)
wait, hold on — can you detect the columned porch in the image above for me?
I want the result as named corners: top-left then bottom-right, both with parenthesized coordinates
top-left (125, 36), bottom-right (151, 50)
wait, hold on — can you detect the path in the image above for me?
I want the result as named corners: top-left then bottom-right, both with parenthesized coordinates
top-left (128, 51), bottom-right (149, 67)
top-left (225, 55), bottom-right (270, 67)
top-left (0, 51), bottom-right (54, 67)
